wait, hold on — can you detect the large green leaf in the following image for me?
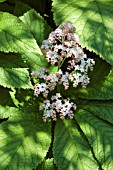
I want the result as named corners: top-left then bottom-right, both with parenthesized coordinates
top-left (75, 105), bottom-right (113, 170)
top-left (0, 12), bottom-right (41, 53)
top-left (20, 9), bottom-right (52, 46)
top-left (53, 119), bottom-right (99, 170)
top-left (0, 12), bottom-right (47, 70)
top-left (0, 108), bottom-right (51, 170)
top-left (0, 67), bottom-right (33, 89)
top-left (80, 101), bottom-right (113, 125)
top-left (52, 0), bottom-right (113, 65)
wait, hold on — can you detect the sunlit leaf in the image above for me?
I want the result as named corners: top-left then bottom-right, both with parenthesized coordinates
top-left (53, 119), bottom-right (99, 170)
top-left (0, 12), bottom-right (47, 70)
top-left (0, 67), bottom-right (33, 89)
top-left (0, 105), bottom-right (19, 119)
top-left (20, 9), bottom-right (52, 46)
top-left (0, 109), bottom-right (51, 170)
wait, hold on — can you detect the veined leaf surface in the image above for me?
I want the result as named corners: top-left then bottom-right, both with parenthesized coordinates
top-left (0, 105), bottom-right (19, 119)
top-left (76, 106), bottom-right (113, 170)
top-left (0, 67), bottom-right (33, 89)
top-left (0, 12), bottom-right (47, 70)
top-left (20, 9), bottom-right (52, 46)
top-left (0, 12), bottom-right (41, 53)
top-left (53, 119), bottom-right (99, 170)
top-left (0, 109), bottom-right (51, 170)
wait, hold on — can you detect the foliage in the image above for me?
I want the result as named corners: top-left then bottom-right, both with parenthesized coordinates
top-left (0, 0), bottom-right (113, 170)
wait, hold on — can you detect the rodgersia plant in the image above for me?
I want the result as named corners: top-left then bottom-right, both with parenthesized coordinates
top-left (0, 0), bottom-right (113, 170)
top-left (32, 21), bottom-right (95, 121)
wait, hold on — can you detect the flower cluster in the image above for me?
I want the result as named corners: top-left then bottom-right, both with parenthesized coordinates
top-left (41, 21), bottom-right (95, 88)
top-left (39, 93), bottom-right (77, 122)
top-left (32, 21), bottom-right (95, 122)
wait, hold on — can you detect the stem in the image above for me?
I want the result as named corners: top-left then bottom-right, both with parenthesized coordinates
top-left (58, 61), bottom-right (61, 70)
top-left (59, 56), bottom-right (67, 68)
top-left (55, 36), bottom-right (62, 43)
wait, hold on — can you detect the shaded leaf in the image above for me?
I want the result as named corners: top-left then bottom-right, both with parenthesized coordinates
top-left (14, 0), bottom-right (47, 14)
top-left (13, 1), bottom-right (31, 16)
top-left (53, 119), bottom-right (99, 170)
top-left (0, 86), bottom-right (14, 106)
top-left (79, 100), bottom-right (113, 126)
top-left (0, 3), bottom-right (14, 14)
top-left (0, 67), bottom-right (33, 89)
top-left (52, 0), bottom-right (113, 65)
top-left (0, 109), bottom-right (51, 170)
top-left (75, 107), bottom-right (113, 170)
top-left (0, 52), bottom-right (27, 68)
top-left (77, 69), bottom-right (113, 100)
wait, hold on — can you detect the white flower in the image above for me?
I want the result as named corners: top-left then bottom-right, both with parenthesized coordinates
top-left (61, 73), bottom-right (68, 82)
top-left (38, 83), bottom-right (48, 92)
top-left (57, 69), bottom-right (63, 75)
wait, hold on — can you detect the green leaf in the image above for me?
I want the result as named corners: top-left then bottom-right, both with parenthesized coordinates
top-left (0, 0), bottom-right (6, 3)
top-left (0, 52), bottom-right (27, 68)
top-left (53, 119), bottom-right (99, 170)
top-left (13, 1), bottom-right (31, 16)
top-left (0, 105), bottom-right (19, 119)
top-left (75, 107), bottom-right (113, 170)
top-left (77, 69), bottom-right (113, 100)
top-left (36, 158), bottom-right (57, 170)
top-left (0, 109), bottom-right (51, 170)
top-left (0, 86), bottom-right (14, 106)
top-left (21, 52), bottom-right (48, 70)
top-left (0, 67), bottom-right (33, 89)
top-left (79, 100), bottom-right (113, 125)
top-left (0, 3), bottom-right (14, 14)
top-left (52, 0), bottom-right (113, 65)
top-left (0, 12), bottom-right (48, 70)
top-left (14, 0), bottom-right (47, 14)
top-left (9, 88), bottom-right (23, 107)
top-left (48, 66), bottom-right (58, 74)
top-left (20, 9), bottom-right (52, 46)
top-left (0, 12), bottom-right (41, 53)
top-left (44, 159), bottom-right (56, 170)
